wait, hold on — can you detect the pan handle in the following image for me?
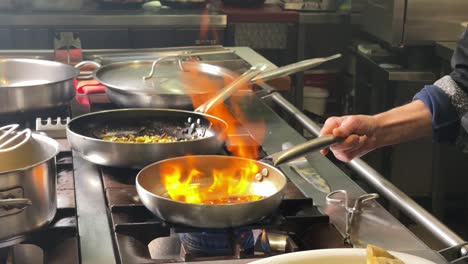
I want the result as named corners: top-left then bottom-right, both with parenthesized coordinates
top-left (143, 49), bottom-right (235, 80)
top-left (75, 61), bottom-right (102, 80)
top-left (265, 135), bottom-right (343, 166)
top-left (194, 54), bottom-right (341, 114)
top-left (194, 64), bottom-right (267, 114)
top-left (251, 54), bottom-right (342, 84)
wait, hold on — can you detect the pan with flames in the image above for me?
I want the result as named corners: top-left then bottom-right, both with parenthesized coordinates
top-left (136, 135), bottom-right (339, 228)
top-left (135, 53), bottom-right (341, 227)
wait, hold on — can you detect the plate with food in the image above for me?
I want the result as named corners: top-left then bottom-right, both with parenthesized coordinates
top-left (249, 245), bottom-right (438, 264)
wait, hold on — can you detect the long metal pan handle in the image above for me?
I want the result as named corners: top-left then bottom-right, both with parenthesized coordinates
top-left (179, 49), bottom-right (235, 57)
top-left (75, 60), bottom-right (102, 80)
top-left (265, 135), bottom-right (342, 166)
top-left (194, 64), bottom-right (268, 114)
top-left (0, 198), bottom-right (32, 209)
top-left (251, 53), bottom-right (342, 84)
top-left (194, 55), bottom-right (341, 114)
top-left (143, 49), bottom-right (235, 80)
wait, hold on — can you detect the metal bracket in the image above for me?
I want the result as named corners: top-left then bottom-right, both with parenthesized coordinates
top-left (326, 190), bottom-right (379, 245)
top-left (36, 117), bottom-right (70, 139)
top-left (54, 32), bottom-right (82, 65)
top-left (0, 188), bottom-right (31, 217)
top-left (439, 243), bottom-right (468, 263)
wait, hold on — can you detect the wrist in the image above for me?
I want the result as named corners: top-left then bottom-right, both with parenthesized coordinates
top-left (370, 101), bottom-right (432, 147)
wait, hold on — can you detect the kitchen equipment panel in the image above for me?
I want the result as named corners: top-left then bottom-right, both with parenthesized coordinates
top-left (362, 0), bottom-right (468, 47)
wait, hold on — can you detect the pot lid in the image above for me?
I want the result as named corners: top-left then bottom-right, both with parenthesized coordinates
top-left (95, 60), bottom-right (237, 95)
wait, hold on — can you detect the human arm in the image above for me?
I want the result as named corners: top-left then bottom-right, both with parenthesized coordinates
top-left (320, 100), bottom-right (432, 162)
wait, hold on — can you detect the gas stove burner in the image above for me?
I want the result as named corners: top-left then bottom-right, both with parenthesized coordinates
top-left (179, 230), bottom-right (254, 257)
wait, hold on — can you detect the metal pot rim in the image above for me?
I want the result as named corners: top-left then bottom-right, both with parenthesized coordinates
top-left (92, 60), bottom-right (239, 95)
top-left (66, 108), bottom-right (229, 145)
top-left (136, 155), bottom-right (287, 207)
top-left (1, 133), bottom-right (59, 174)
top-left (0, 58), bottom-right (79, 89)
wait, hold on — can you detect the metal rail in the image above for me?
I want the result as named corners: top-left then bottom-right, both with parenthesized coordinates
top-left (269, 92), bottom-right (467, 250)
top-left (73, 152), bottom-right (117, 264)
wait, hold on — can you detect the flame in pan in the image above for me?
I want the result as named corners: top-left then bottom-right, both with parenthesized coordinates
top-left (185, 65), bottom-right (266, 159)
top-left (162, 156), bottom-right (264, 205)
top-left (159, 17), bottom-right (268, 204)
top-left (199, 9), bottom-right (219, 45)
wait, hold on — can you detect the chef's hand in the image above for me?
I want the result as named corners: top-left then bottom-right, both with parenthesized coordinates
top-left (320, 115), bottom-right (379, 162)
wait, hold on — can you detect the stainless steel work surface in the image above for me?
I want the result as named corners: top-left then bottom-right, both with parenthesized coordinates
top-left (362, 0), bottom-right (467, 46)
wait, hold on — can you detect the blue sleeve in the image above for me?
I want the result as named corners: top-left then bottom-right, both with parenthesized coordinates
top-left (413, 85), bottom-right (460, 143)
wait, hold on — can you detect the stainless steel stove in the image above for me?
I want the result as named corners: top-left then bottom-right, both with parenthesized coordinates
top-left (74, 88), bottom-right (347, 263)
top-left (0, 46), bottom-right (463, 264)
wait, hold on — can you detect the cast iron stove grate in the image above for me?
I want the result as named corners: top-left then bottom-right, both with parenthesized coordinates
top-left (102, 165), bottom-right (346, 263)
top-left (109, 198), bottom-right (344, 263)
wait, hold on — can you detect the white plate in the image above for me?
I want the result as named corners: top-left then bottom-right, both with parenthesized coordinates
top-left (249, 248), bottom-right (438, 264)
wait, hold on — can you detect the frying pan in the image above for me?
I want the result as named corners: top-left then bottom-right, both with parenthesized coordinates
top-left (0, 58), bottom-right (78, 114)
top-left (76, 52), bottom-right (341, 109)
top-left (136, 135), bottom-right (340, 228)
top-left (68, 55), bottom-right (341, 168)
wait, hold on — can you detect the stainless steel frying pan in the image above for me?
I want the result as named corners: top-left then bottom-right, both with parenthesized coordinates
top-left (76, 52), bottom-right (341, 109)
top-left (0, 58), bottom-right (78, 114)
top-left (136, 135), bottom-right (340, 228)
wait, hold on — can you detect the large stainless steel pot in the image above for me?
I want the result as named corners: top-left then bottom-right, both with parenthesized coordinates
top-left (77, 53), bottom-right (341, 109)
top-left (0, 129), bottom-right (59, 246)
top-left (136, 135), bottom-right (339, 228)
top-left (0, 59), bottom-right (78, 114)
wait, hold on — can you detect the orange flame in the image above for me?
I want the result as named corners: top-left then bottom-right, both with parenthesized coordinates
top-left (158, 69), bottom-right (267, 204)
top-left (199, 9), bottom-right (219, 45)
top-left (162, 157), bottom-right (263, 204)
top-left (160, 14), bottom-right (267, 204)
top-left (185, 66), bottom-right (266, 159)
top-left (199, 9), bottom-right (209, 41)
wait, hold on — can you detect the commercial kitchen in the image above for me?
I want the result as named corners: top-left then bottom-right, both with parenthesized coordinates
top-left (1, 0), bottom-right (468, 263)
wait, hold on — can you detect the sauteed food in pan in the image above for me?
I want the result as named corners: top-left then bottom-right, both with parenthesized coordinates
top-left (92, 118), bottom-right (210, 143)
